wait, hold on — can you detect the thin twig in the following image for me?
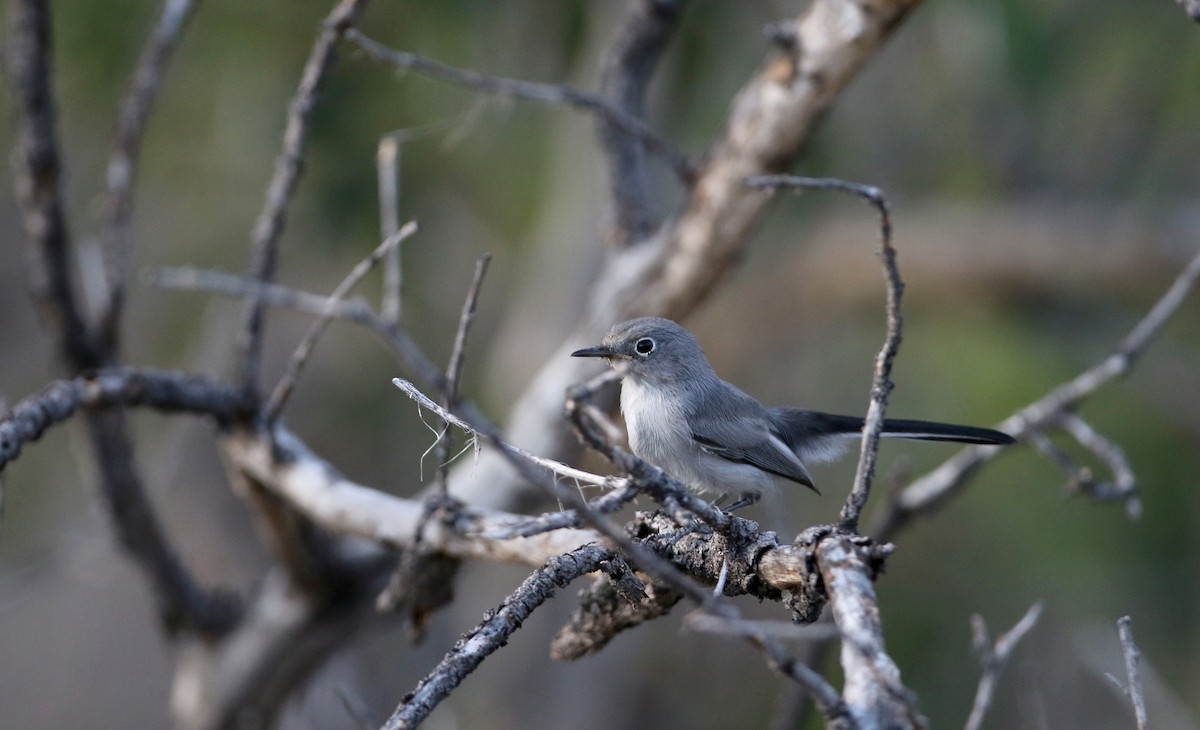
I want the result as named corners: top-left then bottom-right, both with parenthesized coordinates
top-left (1111, 616), bottom-right (1149, 730)
top-left (964, 602), bottom-right (1044, 730)
top-left (264, 221), bottom-right (417, 424)
top-left (345, 28), bottom-right (695, 183)
top-left (150, 266), bottom-right (447, 390)
top-left (97, 0), bottom-right (200, 351)
top-left (745, 175), bottom-right (899, 532)
top-left (476, 482), bottom-right (640, 540)
top-left (686, 612), bottom-right (839, 642)
top-left (874, 247), bottom-right (1200, 540)
top-left (1057, 413), bottom-right (1140, 517)
top-left (377, 135), bottom-right (403, 322)
top-left (436, 254), bottom-right (491, 493)
top-left (393, 378), bottom-right (616, 487)
top-left (236, 0), bottom-right (369, 396)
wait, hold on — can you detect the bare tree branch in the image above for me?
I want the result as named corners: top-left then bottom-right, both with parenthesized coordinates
top-left (97, 0), bottom-right (200, 351)
top-left (744, 175), bottom-right (899, 532)
top-left (597, 0), bottom-right (686, 243)
top-left (377, 135), bottom-right (404, 322)
top-left (818, 534), bottom-right (924, 729)
top-left (0, 368), bottom-right (246, 634)
top-left (345, 29), bottom-right (696, 184)
top-left (964, 603), bottom-right (1044, 730)
top-left (873, 247), bottom-right (1200, 539)
top-left (381, 544), bottom-right (614, 730)
top-left (236, 0), bottom-right (369, 397)
top-left (1108, 615), bottom-right (1150, 730)
top-left (7, 0), bottom-right (97, 368)
top-left (0, 369), bottom-right (244, 471)
top-left (436, 254), bottom-right (491, 493)
top-left (263, 220), bottom-right (418, 424)
top-left (150, 266), bottom-right (450, 391)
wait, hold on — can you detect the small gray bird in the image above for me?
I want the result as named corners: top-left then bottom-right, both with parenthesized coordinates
top-left (572, 317), bottom-right (1014, 509)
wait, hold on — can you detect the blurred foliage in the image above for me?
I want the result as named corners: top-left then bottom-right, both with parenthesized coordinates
top-left (1, 0), bottom-right (1199, 728)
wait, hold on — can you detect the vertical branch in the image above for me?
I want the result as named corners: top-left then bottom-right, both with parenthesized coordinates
top-left (436, 254), bottom-right (492, 492)
top-left (818, 535), bottom-right (922, 728)
top-left (8, 0), bottom-right (236, 637)
top-left (7, 0), bottom-right (97, 368)
top-left (377, 135), bottom-right (403, 322)
top-left (597, 0), bottom-right (686, 244)
top-left (236, 0), bottom-right (370, 399)
top-left (98, 0), bottom-right (201, 353)
top-left (744, 175), bottom-right (899, 531)
top-left (1114, 616), bottom-right (1149, 730)
top-left (964, 603), bottom-right (1044, 730)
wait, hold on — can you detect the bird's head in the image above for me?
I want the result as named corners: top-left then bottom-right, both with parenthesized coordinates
top-left (571, 317), bottom-right (711, 384)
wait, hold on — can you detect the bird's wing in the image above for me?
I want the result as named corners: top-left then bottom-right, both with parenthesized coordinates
top-left (688, 392), bottom-right (817, 491)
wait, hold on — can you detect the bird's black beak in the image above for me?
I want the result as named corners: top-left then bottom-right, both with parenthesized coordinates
top-left (571, 345), bottom-right (620, 359)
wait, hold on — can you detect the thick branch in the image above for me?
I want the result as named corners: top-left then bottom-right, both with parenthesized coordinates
top-left (0, 368), bottom-right (245, 472)
top-left (818, 535), bottom-right (924, 729)
top-left (597, 0), bottom-right (686, 243)
top-left (7, 0), bottom-right (98, 367)
top-left (382, 545), bottom-right (613, 730)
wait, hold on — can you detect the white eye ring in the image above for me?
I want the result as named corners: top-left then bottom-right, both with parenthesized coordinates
top-left (634, 337), bottom-right (655, 356)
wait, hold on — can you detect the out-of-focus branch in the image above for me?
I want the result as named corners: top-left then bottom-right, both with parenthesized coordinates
top-left (597, 0), bottom-right (686, 243)
top-left (345, 29), bottom-right (695, 184)
top-left (98, 0), bottom-right (200, 351)
top-left (873, 247), bottom-right (1200, 539)
top-left (0, 368), bottom-right (245, 471)
top-left (7, 0), bottom-right (98, 368)
top-left (236, 0), bottom-right (369, 397)
top-left (377, 135), bottom-right (404, 322)
top-left (964, 603), bottom-right (1044, 730)
top-left (0, 368), bottom-right (246, 634)
top-left (171, 563), bottom-right (384, 730)
top-left (1108, 616), bottom-right (1149, 730)
top-left (263, 221), bottom-right (418, 424)
top-left (7, 0), bottom-right (245, 639)
top-left (447, 0), bottom-right (923, 512)
top-left (150, 266), bottom-right (449, 390)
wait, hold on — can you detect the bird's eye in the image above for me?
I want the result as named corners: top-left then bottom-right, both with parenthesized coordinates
top-left (634, 337), bottom-right (655, 356)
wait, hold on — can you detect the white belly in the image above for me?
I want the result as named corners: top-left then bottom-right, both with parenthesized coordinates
top-left (621, 379), bottom-right (774, 497)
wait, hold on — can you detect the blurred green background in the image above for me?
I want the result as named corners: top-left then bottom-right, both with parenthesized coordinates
top-left (1, 0), bottom-right (1198, 728)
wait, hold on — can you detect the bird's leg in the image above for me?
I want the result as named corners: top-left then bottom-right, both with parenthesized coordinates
top-left (722, 491), bottom-right (761, 513)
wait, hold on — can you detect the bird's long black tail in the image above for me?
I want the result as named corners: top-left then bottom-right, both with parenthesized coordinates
top-left (768, 408), bottom-right (1015, 463)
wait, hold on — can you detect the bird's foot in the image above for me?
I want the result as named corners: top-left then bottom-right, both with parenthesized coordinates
top-left (721, 491), bottom-right (761, 513)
